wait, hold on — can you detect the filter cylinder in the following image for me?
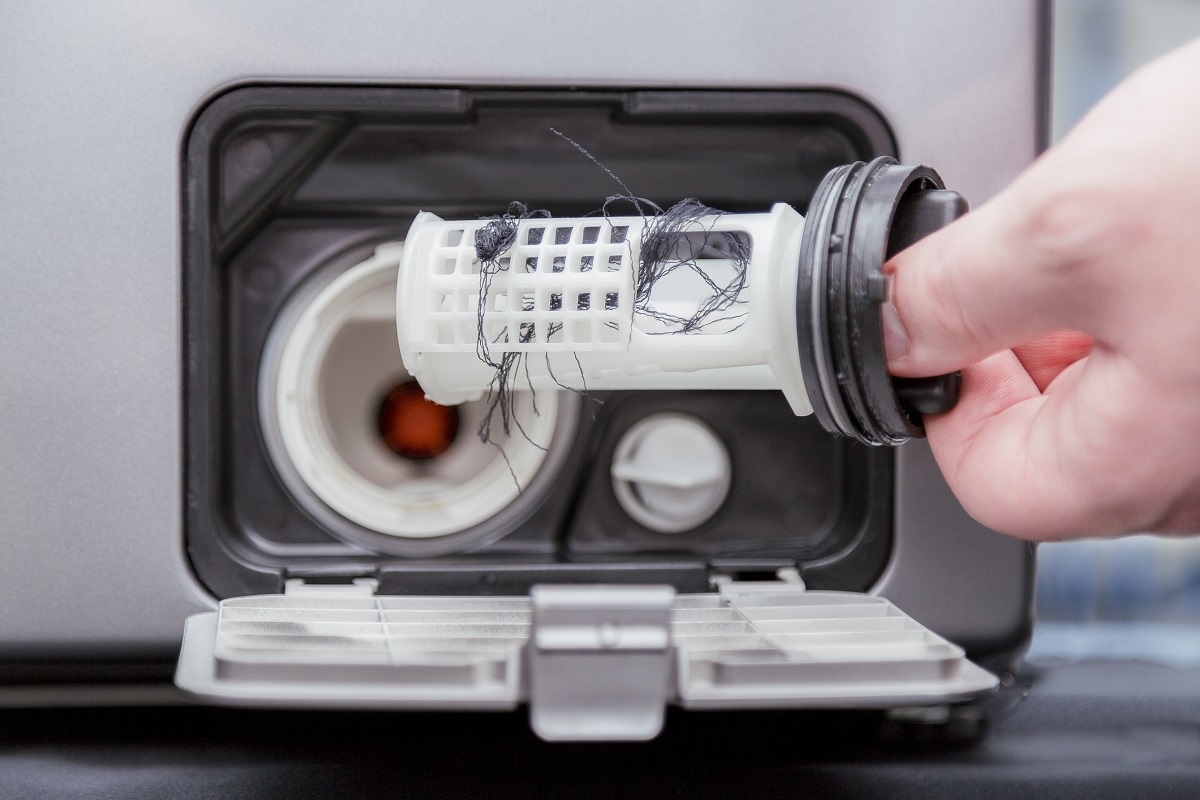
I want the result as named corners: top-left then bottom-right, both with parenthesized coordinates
top-left (396, 157), bottom-right (965, 445)
top-left (396, 203), bottom-right (812, 413)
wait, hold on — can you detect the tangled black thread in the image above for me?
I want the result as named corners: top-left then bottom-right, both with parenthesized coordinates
top-left (474, 201), bottom-right (549, 371)
top-left (551, 128), bottom-right (647, 218)
top-left (467, 135), bottom-right (752, 486)
top-left (635, 198), bottom-right (751, 334)
top-left (473, 202), bottom-right (550, 488)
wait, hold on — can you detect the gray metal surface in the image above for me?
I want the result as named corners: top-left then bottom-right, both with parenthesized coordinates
top-left (883, 442), bottom-right (1037, 654)
top-left (0, 1), bottom-right (1042, 654)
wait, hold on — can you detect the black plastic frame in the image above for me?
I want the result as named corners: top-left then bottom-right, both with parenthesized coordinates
top-left (182, 85), bottom-right (898, 599)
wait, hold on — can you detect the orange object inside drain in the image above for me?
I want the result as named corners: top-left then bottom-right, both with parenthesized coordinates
top-left (377, 381), bottom-right (460, 460)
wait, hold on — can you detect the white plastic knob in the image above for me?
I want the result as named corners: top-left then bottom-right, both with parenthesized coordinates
top-left (609, 414), bottom-right (732, 534)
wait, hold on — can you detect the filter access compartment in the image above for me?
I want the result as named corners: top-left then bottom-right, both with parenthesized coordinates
top-left (183, 85), bottom-right (898, 599)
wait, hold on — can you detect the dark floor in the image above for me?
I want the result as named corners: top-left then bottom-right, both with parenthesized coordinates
top-left (2, 661), bottom-right (1200, 799)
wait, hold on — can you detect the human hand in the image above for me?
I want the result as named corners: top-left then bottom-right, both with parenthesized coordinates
top-left (884, 39), bottom-right (1200, 540)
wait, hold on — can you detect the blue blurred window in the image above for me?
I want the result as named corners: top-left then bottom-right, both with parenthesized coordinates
top-left (1030, 0), bottom-right (1200, 665)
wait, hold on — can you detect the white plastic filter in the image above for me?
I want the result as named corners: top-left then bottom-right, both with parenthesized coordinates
top-left (266, 245), bottom-right (563, 539)
top-left (396, 205), bottom-right (813, 415)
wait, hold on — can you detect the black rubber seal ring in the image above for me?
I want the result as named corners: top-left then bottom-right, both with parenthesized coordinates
top-left (797, 157), bottom-right (948, 445)
top-left (796, 163), bottom-right (855, 435)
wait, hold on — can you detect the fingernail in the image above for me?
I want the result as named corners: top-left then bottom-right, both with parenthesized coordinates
top-left (881, 300), bottom-right (910, 362)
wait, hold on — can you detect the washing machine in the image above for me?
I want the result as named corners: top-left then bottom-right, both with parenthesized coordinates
top-left (0, 1), bottom-right (1046, 741)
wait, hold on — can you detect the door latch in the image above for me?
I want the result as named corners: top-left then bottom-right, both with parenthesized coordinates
top-left (527, 584), bottom-right (675, 741)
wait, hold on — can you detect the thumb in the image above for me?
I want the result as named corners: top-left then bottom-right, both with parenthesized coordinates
top-left (883, 179), bottom-right (1100, 378)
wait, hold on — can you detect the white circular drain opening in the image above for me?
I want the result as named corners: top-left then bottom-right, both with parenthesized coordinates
top-left (259, 242), bottom-right (576, 552)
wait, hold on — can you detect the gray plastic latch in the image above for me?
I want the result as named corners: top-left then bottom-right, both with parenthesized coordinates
top-left (527, 584), bottom-right (675, 742)
top-left (711, 566), bottom-right (806, 596)
top-left (283, 578), bottom-right (379, 597)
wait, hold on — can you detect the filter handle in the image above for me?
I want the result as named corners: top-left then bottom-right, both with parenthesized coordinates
top-left (796, 157), bottom-right (968, 445)
top-left (888, 187), bottom-right (969, 422)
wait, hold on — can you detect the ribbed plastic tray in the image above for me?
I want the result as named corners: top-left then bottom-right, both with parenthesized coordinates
top-left (177, 590), bottom-right (996, 710)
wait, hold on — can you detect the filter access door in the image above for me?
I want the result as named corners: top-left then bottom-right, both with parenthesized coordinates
top-left (175, 578), bottom-right (997, 741)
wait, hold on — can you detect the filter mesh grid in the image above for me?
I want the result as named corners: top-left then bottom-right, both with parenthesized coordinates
top-left (423, 218), bottom-right (638, 352)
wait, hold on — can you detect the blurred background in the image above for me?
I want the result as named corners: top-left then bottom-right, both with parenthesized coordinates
top-left (1029, 0), bottom-right (1200, 663)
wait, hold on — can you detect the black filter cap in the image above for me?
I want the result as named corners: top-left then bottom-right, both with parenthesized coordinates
top-left (796, 157), bottom-right (968, 445)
